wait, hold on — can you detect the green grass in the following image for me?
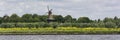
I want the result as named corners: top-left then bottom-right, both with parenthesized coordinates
top-left (0, 27), bottom-right (120, 34)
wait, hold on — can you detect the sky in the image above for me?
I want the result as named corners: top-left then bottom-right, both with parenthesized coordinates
top-left (0, 0), bottom-right (120, 20)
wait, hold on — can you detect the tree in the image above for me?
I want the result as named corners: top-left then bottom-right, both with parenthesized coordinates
top-left (113, 16), bottom-right (119, 26)
top-left (64, 15), bottom-right (72, 23)
top-left (54, 15), bottom-right (64, 23)
top-left (77, 17), bottom-right (91, 23)
top-left (0, 17), bottom-right (2, 24)
top-left (103, 17), bottom-right (113, 23)
top-left (72, 18), bottom-right (77, 23)
top-left (32, 14), bottom-right (39, 22)
top-left (39, 15), bottom-right (48, 22)
top-left (114, 16), bottom-right (119, 20)
top-left (2, 14), bottom-right (9, 23)
top-left (9, 14), bottom-right (20, 22)
top-left (98, 19), bottom-right (101, 23)
top-left (22, 14), bottom-right (33, 22)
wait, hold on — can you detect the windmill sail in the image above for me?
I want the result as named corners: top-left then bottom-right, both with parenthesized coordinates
top-left (47, 6), bottom-right (50, 11)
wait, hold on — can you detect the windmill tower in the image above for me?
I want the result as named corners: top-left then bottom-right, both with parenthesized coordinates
top-left (47, 6), bottom-right (55, 23)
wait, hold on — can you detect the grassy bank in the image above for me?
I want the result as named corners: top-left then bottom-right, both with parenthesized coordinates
top-left (0, 27), bottom-right (120, 35)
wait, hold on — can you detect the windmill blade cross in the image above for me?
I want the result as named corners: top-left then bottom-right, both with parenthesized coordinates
top-left (47, 6), bottom-right (50, 11)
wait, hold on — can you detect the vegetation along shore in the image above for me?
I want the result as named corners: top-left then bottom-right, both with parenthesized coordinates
top-left (0, 14), bottom-right (120, 34)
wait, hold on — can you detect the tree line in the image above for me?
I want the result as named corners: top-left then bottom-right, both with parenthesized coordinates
top-left (0, 13), bottom-right (120, 28)
top-left (0, 13), bottom-right (93, 23)
top-left (0, 13), bottom-right (120, 23)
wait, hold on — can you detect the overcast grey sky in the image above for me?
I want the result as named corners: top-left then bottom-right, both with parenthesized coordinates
top-left (0, 0), bottom-right (120, 19)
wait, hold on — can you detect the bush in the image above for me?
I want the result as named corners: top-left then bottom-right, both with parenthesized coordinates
top-left (71, 23), bottom-right (80, 27)
top-left (59, 23), bottom-right (72, 27)
top-left (0, 22), bottom-right (118, 28)
top-left (116, 22), bottom-right (120, 28)
top-left (0, 23), bottom-right (15, 28)
top-left (105, 22), bottom-right (116, 28)
top-left (79, 23), bottom-right (91, 28)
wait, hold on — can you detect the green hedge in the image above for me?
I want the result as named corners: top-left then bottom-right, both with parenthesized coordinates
top-left (0, 22), bottom-right (119, 28)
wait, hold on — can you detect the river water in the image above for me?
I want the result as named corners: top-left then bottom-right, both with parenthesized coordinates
top-left (0, 35), bottom-right (119, 40)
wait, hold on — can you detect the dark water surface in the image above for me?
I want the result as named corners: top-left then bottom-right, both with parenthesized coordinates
top-left (0, 35), bottom-right (119, 40)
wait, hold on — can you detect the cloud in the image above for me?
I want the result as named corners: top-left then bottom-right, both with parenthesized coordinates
top-left (0, 0), bottom-right (120, 20)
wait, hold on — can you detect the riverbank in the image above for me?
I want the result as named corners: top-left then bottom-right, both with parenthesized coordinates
top-left (0, 27), bottom-right (120, 35)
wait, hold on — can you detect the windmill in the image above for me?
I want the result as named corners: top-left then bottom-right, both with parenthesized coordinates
top-left (47, 6), bottom-right (55, 23)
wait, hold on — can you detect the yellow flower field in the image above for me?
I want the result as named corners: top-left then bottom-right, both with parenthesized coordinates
top-left (0, 27), bottom-right (119, 34)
